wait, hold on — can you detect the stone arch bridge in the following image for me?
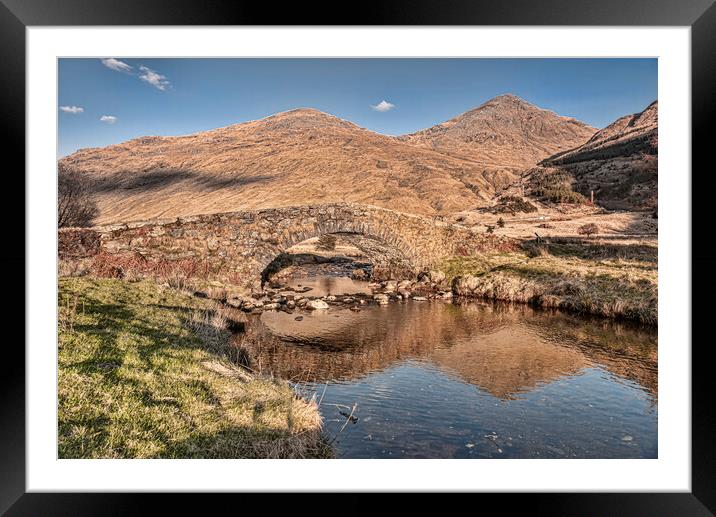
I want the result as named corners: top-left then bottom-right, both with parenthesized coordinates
top-left (59, 203), bottom-right (513, 289)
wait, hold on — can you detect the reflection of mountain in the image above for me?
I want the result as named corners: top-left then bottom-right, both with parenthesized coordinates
top-left (526, 317), bottom-right (658, 397)
top-left (232, 301), bottom-right (657, 400)
top-left (428, 326), bottom-right (586, 399)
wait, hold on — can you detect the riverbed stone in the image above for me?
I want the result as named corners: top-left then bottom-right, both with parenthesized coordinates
top-left (306, 299), bottom-right (329, 310)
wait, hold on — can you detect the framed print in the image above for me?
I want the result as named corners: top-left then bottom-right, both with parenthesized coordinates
top-left (4, 0), bottom-right (715, 512)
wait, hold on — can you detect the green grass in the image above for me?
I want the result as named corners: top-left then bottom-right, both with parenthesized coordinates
top-left (58, 277), bottom-right (330, 458)
top-left (441, 242), bottom-right (657, 325)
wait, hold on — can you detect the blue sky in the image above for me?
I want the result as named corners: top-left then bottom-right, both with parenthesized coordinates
top-left (58, 58), bottom-right (657, 157)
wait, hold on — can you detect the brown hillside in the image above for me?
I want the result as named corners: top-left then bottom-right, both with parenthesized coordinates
top-left (399, 94), bottom-right (596, 167)
top-left (59, 98), bottom-right (597, 225)
top-left (62, 109), bottom-right (518, 224)
top-left (506, 101), bottom-right (658, 211)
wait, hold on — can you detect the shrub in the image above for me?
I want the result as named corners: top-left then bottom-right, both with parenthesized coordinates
top-left (535, 188), bottom-right (587, 204)
top-left (496, 217), bottom-right (505, 228)
top-left (577, 223), bottom-right (599, 238)
top-left (493, 196), bottom-right (537, 214)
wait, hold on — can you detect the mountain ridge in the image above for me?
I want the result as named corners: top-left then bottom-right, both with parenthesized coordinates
top-left (399, 94), bottom-right (597, 168)
top-left (59, 95), bottom-right (601, 224)
top-left (502, 100), bottom-right (658, 211)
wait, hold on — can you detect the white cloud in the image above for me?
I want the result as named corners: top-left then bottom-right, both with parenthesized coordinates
top-left (100, 115), bottom-right (117, 124)
top-left (139, 66), bottom-right (171, 91)
top-left (59, 105), bottom-right (84, 114)
top-left (101, 58), bottom-right (133, 73)
top-left (371, 100), bottom-right (395, 112)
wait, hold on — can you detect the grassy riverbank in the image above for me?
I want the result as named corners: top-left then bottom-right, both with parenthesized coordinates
top-left (58, 277), bottom-right (330, 458)
top-left (441, 239), bottom-right (657, 325)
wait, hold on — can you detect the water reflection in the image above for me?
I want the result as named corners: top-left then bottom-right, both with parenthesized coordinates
top-left (231, 294), bottom-right (657, 458)
top-left (235, 301), bottom-right (657, 400)
top-left (279, 275), bottom-right (372, 297)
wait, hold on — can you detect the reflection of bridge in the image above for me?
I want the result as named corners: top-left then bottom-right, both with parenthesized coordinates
top-left (59, 203), bottom-right (514, 288)
top-left (242, 302), bottom-right (657, 400)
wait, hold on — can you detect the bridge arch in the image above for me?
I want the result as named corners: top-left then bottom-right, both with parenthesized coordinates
top-left (254, 217), bottom-right (424, 285)
top-left (58, 203), bottom-right (512, 290)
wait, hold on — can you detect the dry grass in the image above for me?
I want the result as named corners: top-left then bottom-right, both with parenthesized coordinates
top-left (58, 277), bottom-right (330, 458)
top-left (59, 108), bottom-right (523, 224)
top-left (442, 241), bottom-right (657, 325)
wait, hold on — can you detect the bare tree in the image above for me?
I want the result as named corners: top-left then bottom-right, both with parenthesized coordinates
top-left (577, 223), bottom-right (599, 238)
top-left (58, 164), bottom-right (99, 228)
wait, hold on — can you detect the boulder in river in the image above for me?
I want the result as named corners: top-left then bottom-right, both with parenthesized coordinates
top-left (418, 270), bottom-right (446, 285)
top-left (383, 280), bottom-right (398, 292)
top-left (373, 293), bottom-right (390, 305)
top-left (306, 299), bottom-right (329, 310)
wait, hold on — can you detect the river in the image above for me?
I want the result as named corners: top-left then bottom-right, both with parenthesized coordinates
top-left (232, 275), bottom-right (657, 459)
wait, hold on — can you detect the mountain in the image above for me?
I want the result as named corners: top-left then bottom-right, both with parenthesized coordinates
top-left (506, 101), bottom-right (658, 211)
top-left (59, 98), bottom-right (598, 225)
top-left (399, 94), bottom-right (596, 167)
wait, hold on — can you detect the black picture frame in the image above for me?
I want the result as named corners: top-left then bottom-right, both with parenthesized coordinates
top-left (3, 0), bottom-right (714, 512)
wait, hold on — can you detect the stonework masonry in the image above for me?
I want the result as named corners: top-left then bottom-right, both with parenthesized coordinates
top-left (59, 203), bottom-right (514, 288)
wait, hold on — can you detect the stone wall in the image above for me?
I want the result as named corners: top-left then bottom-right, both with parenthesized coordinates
top-left (59, 203), bottom-right (515, 288)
